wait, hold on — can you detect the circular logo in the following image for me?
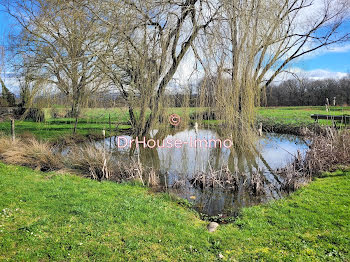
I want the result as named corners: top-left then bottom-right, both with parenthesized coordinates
top-left (169, 114), bottom-right (181, 126)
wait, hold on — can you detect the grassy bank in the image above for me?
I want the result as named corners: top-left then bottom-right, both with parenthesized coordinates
top-left (257, 106), bottom-right (350, 134)
top-left (257, 106), bottom-right (350, 125)
top-left (1, 163), bottom-right (349, 261)
top-left (0, 120), bottom-right (117, 141)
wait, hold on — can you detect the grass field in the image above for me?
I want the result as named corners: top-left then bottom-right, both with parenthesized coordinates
top-left (0, 108), bottom-right (133, 140)
top-left (257, 106), bottom-right (350, 126)
top-left (0, 163), bottom-right (349, 261)
top-left (0, 106), bottom-right (349, 140)
top-left (1, 106), bottom-right (349, 260)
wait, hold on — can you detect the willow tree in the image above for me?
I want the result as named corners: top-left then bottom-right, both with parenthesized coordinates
top-left (95, 0), bottom-right (220, 136)
top-left (2, 0), bottom-right (106, 119)
top-left (197, 0), bottom-right (349, 135)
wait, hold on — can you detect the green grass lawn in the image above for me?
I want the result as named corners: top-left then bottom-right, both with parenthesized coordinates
top-left (0, 121), bottom-right (115, 140)
top-left (257, 106), bottom-right (350, 127)
top-left (1, 163), bottom-right (349, 261)
top-left (1, 106), bottom-right (349, 140)
top-left (0, 108), bottom-right (134, 140)
top-left (0, 107), bottom-right (202, 140)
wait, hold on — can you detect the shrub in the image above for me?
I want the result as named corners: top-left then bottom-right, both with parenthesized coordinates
top-left (277, 129), bottom-right (350, 186)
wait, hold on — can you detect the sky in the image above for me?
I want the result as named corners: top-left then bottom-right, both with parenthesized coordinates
top-left (0, 5), bottom-right (349, 92)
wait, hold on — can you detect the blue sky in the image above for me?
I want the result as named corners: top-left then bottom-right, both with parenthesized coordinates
top-left (291, 20), bottom-right (350, 76)
top-left (0, 11), bottom-right (11, 42)
top-left (296, 51), bottom-right (349, 72)
top-left (0, 7), bottom-right (349, 92)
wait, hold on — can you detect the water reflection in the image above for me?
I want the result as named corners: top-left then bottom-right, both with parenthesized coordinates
top-left (99, 129), bottom-right (308, 216)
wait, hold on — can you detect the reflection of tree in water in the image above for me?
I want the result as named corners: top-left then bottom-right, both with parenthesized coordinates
top-left (111, 128), bottom-right (306, 216)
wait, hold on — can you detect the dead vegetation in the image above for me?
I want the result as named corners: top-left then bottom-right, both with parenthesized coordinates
top-left (277, 129), bottom-right (350, 190)
top-left (0, 129), bottom-right (349, 194)
top-left (306, 128), bottom-right (350, 175)
top-left (189, 165), bottom-right (268, 196)
top-left (64, 145), bottom-right (160, 185)
top-left (0, 137), bottom-right (63, 171)
top-left (276, 150), bottom-right (312, 192)
top-left (190, 166), bottom-right (239, 191)
top-left (0, 135), bottom-right (158, 185)
top-left (189, 129), bottom-right (350, 195)
top-left (65, 145), bottom-right (114, 180)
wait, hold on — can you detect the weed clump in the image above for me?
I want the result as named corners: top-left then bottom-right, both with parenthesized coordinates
top-left (306, 128), bottom-right (350, 175)
top-left (278, 129), bottom-right (350, 189)
top-left (0, 136), bottom-right (158, 185)
top-left (0, 137), bottom-right (63, 171)
top-left (65, 144), bottom-right (155, 184)
top-left (65, 145), bottom-right (114, 180)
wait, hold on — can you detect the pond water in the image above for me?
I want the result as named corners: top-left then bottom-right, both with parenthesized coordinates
top-left (99, 129), bottom-right (309, 217)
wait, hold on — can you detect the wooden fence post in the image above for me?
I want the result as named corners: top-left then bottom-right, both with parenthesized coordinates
top-left (258, 123), bottom-right (263, 136)
top-left (109, 113), bottom-right (112, 149)
top-left (11, 119), bottom-right (15, 141)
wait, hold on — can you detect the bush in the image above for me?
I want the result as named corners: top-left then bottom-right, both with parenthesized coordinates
top-left (65, 145), bottom-right (114, 180)
top-left (15, 108), bottom-right (45, 122)
top-left (277, 129), bottom-right (350, 187)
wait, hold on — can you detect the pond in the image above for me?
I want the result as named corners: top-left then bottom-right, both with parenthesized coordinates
top-left (98, 129), bottom-right (309, 217)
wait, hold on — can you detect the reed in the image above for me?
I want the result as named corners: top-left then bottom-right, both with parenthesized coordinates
top-left (306, 128), bottom-right (350, 175)
top-left (277, 129), bottom-right (350, 191)
top-left (65, 145), bottom-right (113, 180)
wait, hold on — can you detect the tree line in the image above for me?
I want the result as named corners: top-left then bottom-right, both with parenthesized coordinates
top-left (0, 0), bottom-right (349, 135)
top-left (36, 75), bottom-right (350, 109)
top-left (265, 76), bottom-right (350, 107)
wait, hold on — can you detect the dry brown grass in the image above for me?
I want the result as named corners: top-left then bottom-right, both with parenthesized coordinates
top-left (0, 135), bottom-right (158, 185)
top-left (306, 128), bottom-right (350, 175)
top-left (189, 166), bottom-right (267, 196)
top-left (277, 151), bottom-right (312, 192)
top-left (0, 137), bottom-right (63, 171)
top-left (0, 136), bottom-right (14, 156)
top-left (190, 166), bottom-right (239, 191)
top-left (277, 129), bottom-right (350, 190)
top-left (17, 131), bottom-right (37, 141)
top-left (65, 145), bottom-right (113, 180)
top-left (65, 144), bottom-right (157, 184)
top-left (0, 135), bottom-right (161, 187)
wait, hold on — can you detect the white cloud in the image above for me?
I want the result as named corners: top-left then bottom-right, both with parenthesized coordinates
top-left (327, 44), bottom-right (350, 53)
top-left (276, 0), bottom-right (350, 61)
top-left (2, 75), bottom-right (20, 94)
top-left (172, 49), bottom-right (204, 87)
top-left (292, 43), bottom-right (350, 62)
top-left (305, 69), bottom-right (348, 80)
top-left (273, 67), bottom-right (348, 82)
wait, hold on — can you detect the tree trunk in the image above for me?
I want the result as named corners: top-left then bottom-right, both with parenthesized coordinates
top-left (71, 89), bottom-right (81, 135)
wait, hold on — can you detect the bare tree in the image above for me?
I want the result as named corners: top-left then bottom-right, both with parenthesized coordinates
top-left (95, 0), bottom-right (220, 136)
top-left (2, 0), bottom-right (348, 137)
top-left (1, 0), bottom-right (107, 120)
